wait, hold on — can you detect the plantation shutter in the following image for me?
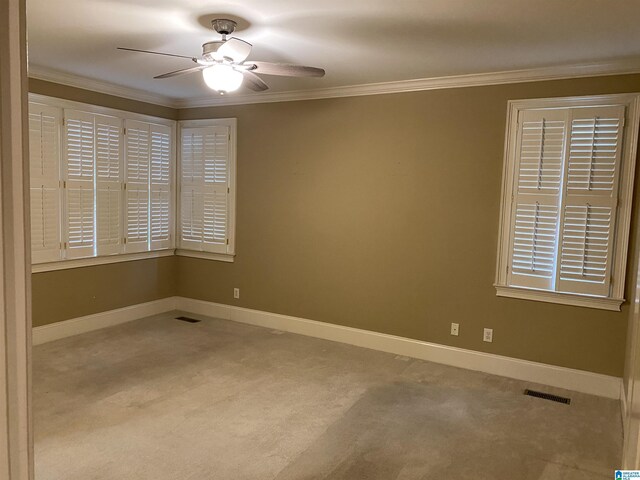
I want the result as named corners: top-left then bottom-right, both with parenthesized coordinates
top-left (150, 124), bottom-right (172, 250)
top-left (95, 115), bottom-right (123, 256)
top-left (507, 109), bottom-right (567, 290)
top-left (180, 126), bottom-right (231, 253)
top-left (63, 109), bottom-right (96, 259)
top-left (203, 127), bottom-right (230, 252)
top-left (556, 106), bottom-right (626, 296)
top-left (180, 128), bottom-right (205, 251)
top-left (124, 120), bottom-right (150, 253)
top-left (29, 103), bottom-right (62, 263)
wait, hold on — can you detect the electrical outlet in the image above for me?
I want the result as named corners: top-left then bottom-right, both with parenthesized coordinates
top-left (233, 288), bottom-right (240, 299)
top-left (483, 328), bottom-right (493, 343)
top-left (450, 323), bottom-right (459, 336)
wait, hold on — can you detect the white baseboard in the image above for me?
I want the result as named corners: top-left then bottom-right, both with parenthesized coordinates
top-left (31, 295), bottom-right (622, 399)
top-left (176, 297), bottom-right (622, 399)
top-left (32, 297), bottom-right (178, 345)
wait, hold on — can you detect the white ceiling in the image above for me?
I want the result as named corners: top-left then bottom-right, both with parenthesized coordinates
top-left (26, 0), bottom-right (640, 104)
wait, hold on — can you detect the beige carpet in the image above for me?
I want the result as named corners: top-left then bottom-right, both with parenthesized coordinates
top-left (34, 312), bottom-right (621, 479)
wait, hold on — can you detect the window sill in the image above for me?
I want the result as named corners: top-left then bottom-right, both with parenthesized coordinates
top-left (175, 249), bottom-right (235, 263)
top-left (495, 285), bottom-right (624, 311)
top-left (31, 249), bottom-right (175, 273)
top-left (31, 248), bottom-right (236, 272)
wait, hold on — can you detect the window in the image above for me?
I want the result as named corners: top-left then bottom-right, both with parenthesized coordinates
top-left (29, 96), bottom-right (237, 271)
top-left (495, 94), bottom-right (640, 311)
top-left (176, 119), bottom-right (237, 261)
top-left (29, 96), bottom-right (175, 271)
top-left (123, 120), bottom-right (173, 253)
top-left (30, 103), bottom-right (62, 264)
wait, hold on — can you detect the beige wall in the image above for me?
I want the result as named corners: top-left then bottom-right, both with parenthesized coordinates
top-left (32, 257), bottom-right (176, 327)
top-left (28, 74), bottom-right (640, 376)
top-left (177, 73), bottom-right (640, 377)
top-left (28, 80), bottom-right (178, 327)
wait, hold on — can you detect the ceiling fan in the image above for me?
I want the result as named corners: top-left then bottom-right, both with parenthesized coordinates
top-left (118, 18), bottom-right (325, 94)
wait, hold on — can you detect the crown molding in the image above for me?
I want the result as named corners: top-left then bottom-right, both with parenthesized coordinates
top-left (28, 64), bottom-right (177, 108)
top-left (29, 58), bottom-right (640, 110)
top-left (175, 58), bottom-right (640, 108)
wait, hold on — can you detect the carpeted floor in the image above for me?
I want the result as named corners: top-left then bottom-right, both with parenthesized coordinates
top-left (33, 312), bottom-right (622, 479)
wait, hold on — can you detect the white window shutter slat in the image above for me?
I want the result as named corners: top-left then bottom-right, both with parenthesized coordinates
top-left (508, 109), bottom-right (567, 290)
top-left (65, 110), bottom-right (96, 182)
top-left (556, 105), bottom-right (626, 296)
top-left (124, 120), bottom-right (151, 253)
top-left (179, 128), bottom-right (205, 251)
top-left (181, 129), bottom-right (204, 186)
top-left (566, 106), bottom-right (624, 195)
top-left (63, 109), bottom-right (96, 259)
top-left (180, 188), bottom-right (204, 250)
top-left (558, 203), bottom-right (614, 295)
top-left (30, 104), bottom-right (61, 181)
top-left (96, 115), bottom-right (122, 181)
top-left (202, 127), bottom-right (229, 253)
top-left (179, 126), bottom-right (230, 253)
top-left (203, 189), bottom-right (228, 248)
top-left (65, 186), bottom-right (95, 257)
top-left (150, 124), bottom-right (172, 250)
top-left (97, 186), bottom-right (122, 254)
top-left (509, 199), bottom-right (560, 289)
top-left (30, 185), bottom-right (62, 263)
top-left (151, 125), bottom-right (171, 185)
top-left (29, 103), bottom-right (62, 263)
top-left (151, 189), bottom-right (171, 248)
top-left (95, 115), bottom-right (123, 256)
top-left (204, 128), bottom-right (229, 185)
top-left (180, 128), bottom-right (205, 250)
top-left (125, 185), bottom-right (149, 248)
top-left (125, 120), bottom-right (150, 183)
top-left (516, 113), bottom-right (566, 195)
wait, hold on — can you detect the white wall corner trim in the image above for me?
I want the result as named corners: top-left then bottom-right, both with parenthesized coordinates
top-left (622, 382), bottom-right (629, 437)
top-left (1, 0), bottom-right (32, 476)
top-left (32, 297), bottom-right (179, 345)
top-left (29, 58), bottom-right (640, 109)
top-left (31, 296), bottom-right (622, 399)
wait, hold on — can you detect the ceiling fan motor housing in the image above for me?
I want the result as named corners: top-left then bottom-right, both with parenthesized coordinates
top-left (211, 19), bottom-right (237, 35)
top-left (202, 40), bottom-right (225, 61)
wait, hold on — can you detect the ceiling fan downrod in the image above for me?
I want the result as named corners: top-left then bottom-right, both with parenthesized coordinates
top-left (211, 18), bottom-right (237, 41)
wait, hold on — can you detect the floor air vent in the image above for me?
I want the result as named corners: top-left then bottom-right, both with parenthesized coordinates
top-left (175, 316), bottom-right (201, 324)
top-left (524, 389), bottom-right (571, 405)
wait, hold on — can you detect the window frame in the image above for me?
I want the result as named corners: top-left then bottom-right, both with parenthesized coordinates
top-left (495, 93), bottom-right (640, 311)
top-left (28, 93), bottom-right (177, 272)
top-left (176, 118), bottom-right (237, 263)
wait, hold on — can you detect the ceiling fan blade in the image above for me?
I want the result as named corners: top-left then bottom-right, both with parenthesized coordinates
top-left (242, 71), bottom-right (269, 92)
top-left (218, 38), bottom-right (252, 63)
top-left (154, 65), bottom-right (206, 79)
top-left (117, 47), bottom-right (198, 62)
top-left (249, 62), bottom-right (325, 77)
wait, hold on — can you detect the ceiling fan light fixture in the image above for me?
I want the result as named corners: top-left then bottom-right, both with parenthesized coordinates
top-left (202, 64), bottom-right (243, 93)
top-left (119, 17), bottom-right (325, 94)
